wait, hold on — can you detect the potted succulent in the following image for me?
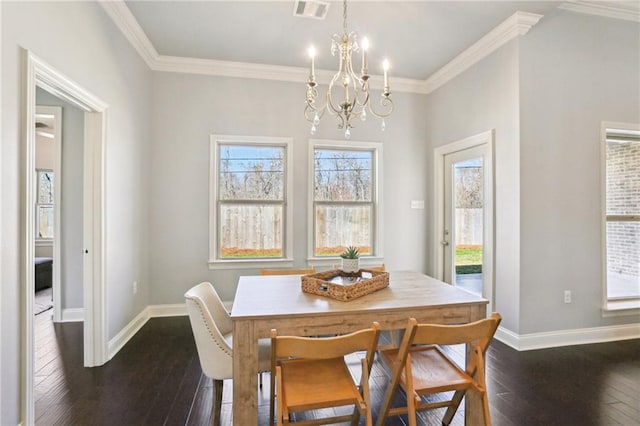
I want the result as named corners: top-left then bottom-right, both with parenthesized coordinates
top-left (340, 246), bottom-right (360, 273)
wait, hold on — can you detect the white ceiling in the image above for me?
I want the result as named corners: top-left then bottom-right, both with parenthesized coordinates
top-left (121, 1), bottom-right (639, 82)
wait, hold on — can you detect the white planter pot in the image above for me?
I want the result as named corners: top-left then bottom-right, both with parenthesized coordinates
top-left (341, 258), bottom-right (360, 273)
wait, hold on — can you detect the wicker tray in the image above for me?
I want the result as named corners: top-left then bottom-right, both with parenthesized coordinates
top-left (301, 269), bottom-right (390, 301)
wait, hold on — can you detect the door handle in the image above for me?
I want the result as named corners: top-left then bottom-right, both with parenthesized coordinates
top-left (441, 241), bottom-right (449, 246)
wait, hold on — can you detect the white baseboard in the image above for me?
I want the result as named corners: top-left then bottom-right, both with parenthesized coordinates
top-left (108, 307), bottom-right (151, 360)
top-left (106, 303), bottom-right (640, 360)
top-left (60, 308), bottom-right (84, 322)
top-left (495, 322), bottom-right (640, 351)
top-left (147, 303), bottom-right (187, 317)
top-left (107, 304), bottom-right (188, 360)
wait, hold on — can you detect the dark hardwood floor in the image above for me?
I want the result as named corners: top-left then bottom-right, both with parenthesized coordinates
top-left (35, 315), bottom-right (640, 425)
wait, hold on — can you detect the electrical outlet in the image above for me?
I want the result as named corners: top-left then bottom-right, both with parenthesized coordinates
top-left (133, 281), bottom-right (138, 294)
top-left (564, 290), bottom-right (571, 304)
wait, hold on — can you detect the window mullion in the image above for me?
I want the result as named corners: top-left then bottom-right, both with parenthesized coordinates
top-left (606, 215), bottom-right (640, 222)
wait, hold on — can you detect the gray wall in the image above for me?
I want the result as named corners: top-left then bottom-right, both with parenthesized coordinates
top-left (425, 9), bottom-right (640, 335)
top-left (2, 2), bottom-right (638, 424)
top-left (37, 87), bottom-right (85, 310)
top-left (148, 72), bottom-right (429, 303)
top-left (519, 11), bottom-right (640, 333)
top-left (1, 2), bottom-right (152, 423)
top-left (424, 40), bottom-right (522, 332)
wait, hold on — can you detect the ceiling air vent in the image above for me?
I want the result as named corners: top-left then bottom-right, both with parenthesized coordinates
top-left (293, 0), bottom-right (330, 20)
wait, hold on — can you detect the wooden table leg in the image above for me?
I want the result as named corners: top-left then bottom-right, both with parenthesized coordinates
top-left (464, 380), bottom-right (483, 424)
top-left (233, 319), bottom-right (258, 425)
top-left (465, 305), bottom-right (488, 425)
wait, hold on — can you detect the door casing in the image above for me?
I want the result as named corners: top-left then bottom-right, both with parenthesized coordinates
top-left (21, 49), bottom-right (109, 425)
top-left (433, 130), bottom-right (495, 313)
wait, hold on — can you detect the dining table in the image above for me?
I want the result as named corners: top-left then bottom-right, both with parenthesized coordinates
top-left (230, 270), bottom-right (489, 425)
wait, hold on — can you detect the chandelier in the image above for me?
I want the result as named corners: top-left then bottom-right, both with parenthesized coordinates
top-left (305, 0), bottom-right (394, 138)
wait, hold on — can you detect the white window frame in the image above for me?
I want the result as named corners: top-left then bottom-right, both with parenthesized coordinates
top-left (209, 134), bottom-right (293, 269)
top-left (307, 139), bottom-right (384, 267)
top-left (35, 168), bottom-right (54, 241)
top-left (601, 121), bottom-right (640, 314)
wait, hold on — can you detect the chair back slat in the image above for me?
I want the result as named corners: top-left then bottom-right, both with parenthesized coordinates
top-left (272, 326), bottom-right (380, 359)
top-left (413, 314), bottom-right (501, 350)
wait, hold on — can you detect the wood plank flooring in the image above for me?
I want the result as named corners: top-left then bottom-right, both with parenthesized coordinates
top-left (35, 315), bottom-right (640, 425)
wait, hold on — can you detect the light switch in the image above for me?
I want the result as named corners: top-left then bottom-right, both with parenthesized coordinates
top-left (410, 200), bottom-right (425, 209)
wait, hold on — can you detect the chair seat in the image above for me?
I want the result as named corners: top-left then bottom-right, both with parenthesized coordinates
top-left (279, 357), bottom-right (361, 412)
top-left (383, 346), bottom-right (472, 394)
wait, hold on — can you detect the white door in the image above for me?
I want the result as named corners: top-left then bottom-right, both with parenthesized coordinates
top-left (436, 131), bottom-right (494, 310)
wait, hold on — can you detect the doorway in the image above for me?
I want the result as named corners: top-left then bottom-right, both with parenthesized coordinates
top-left (22, 50), bottom-right (108, 425)
top-left (434, 130), bottom-right (494, 311)
top-left (34, 104), bottom-right (63, 322)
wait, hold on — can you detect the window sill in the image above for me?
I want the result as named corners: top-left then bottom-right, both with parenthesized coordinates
top-left (208, 258), bottom-right (294, 270)
top-left (602, 299), bottom-right (640, 317)
top-left (306, 256), bottom-right (385, 269)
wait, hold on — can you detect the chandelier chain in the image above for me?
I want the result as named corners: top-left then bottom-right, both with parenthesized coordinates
top-left (343, 0), bottom-right (348, 35)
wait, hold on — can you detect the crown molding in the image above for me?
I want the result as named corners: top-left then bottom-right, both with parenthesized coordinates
top-left (424, 11), bottom-right (543, 94)
top-left (101, 1), bottom-right (543, 96)
top-left (559, 1), bottom-right (640, 22)
top-left (100, 0), bottom-right (424, 93)
top-left (153, 55), bottom-right (425, 94)
top-left (154, 55), bottom-right (307, 82)
top-left (98, 0), bottom-right (159, 68)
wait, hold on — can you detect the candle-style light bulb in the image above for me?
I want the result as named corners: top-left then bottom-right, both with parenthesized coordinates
top-left (382, 59), bottom-right (389, 91)
top-left (344, 75), bottom-right (350, 102)
top-left (308, 46), bottom-right (316, 81)
top-left (361, 37), bottom-right (369, 75)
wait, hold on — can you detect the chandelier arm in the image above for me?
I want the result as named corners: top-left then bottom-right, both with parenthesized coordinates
top-left (346, 74), bottom-right (361, 127)
top-left (326, 69), bottom-right (345, 116)
top-left (305, 103), bottom-right (327, 122)
top-left (366, 96), bottom-right (395, 119)
top-left (305, 84), bottom-right (328, 122)
top-left (354, 91), bottom-right (370, 111)
top-left (326, 90), bottom-right (343, 116)
top-left (326, 89), bottom-right (349, 129)
top-left (344, 51), bottom-right (368, 116)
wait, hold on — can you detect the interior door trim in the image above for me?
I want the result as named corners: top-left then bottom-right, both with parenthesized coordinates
top-left (21, 49), bottom-right (109, 425)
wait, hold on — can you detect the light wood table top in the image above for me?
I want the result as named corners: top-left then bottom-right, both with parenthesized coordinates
top-left (231, 270), bottom-right (489, 425)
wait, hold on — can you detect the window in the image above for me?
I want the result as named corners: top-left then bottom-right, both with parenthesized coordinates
top-left (36, 169), bottom-right (54, 239)
top-left (603, 125), bottom-right (640, 310)
top-left (309, 140), bottom-right (383, 261)
top-left (209, 135), bottom-right (293, 268)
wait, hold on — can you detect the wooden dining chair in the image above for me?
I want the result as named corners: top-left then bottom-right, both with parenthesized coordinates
top-left (367, 264), bottom-right (385, 272)
top-left (376, 313), bottom-right (502, 426)
top-left (270, 322), bottom-right (381, 426)
top-left (259, 267), bottom-right (316, 275)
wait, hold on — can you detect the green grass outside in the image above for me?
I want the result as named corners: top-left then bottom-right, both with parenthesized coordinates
top-left (456, 245), bottom-right (482, 274)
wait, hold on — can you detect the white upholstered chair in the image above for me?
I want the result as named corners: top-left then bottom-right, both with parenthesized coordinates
top-left (185, 282), bottom-right (271, 425)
